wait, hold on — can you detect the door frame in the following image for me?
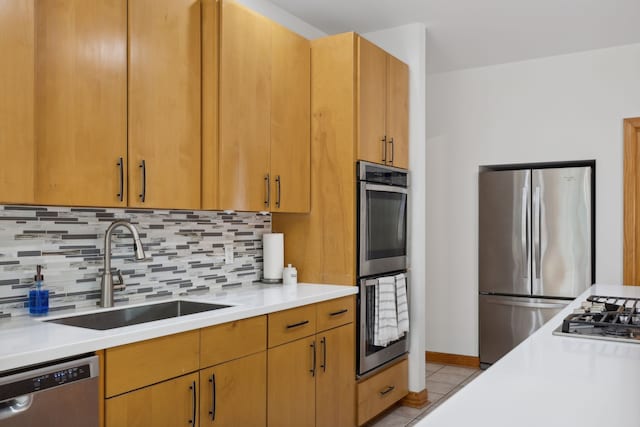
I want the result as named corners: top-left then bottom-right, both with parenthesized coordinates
top-left (623, 117), bottom-right (640, 285)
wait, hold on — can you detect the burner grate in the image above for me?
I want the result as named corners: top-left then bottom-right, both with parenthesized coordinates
top-left (561, 295), bottom-right (640, 334)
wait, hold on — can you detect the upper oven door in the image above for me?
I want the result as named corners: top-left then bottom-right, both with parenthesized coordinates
top-left (359, 182), bottom-right (408, 277)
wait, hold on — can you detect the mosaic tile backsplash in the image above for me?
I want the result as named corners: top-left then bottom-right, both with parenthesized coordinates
top-left (0, 205), bottom-right (271, 318)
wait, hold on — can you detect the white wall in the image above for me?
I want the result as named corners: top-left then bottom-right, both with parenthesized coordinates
top-left (364, 23), bottom-right (428, 393)
top-left (236, 0), bottom-right (326, 39)
top-left (426, 43), bottom-right (640, 356)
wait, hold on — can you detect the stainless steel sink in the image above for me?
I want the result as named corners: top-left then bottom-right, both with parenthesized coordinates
top-left (45, 300), bottom-right (231, 330)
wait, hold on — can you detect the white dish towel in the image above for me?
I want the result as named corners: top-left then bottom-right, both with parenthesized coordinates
top-left (395, 273), bottom-right (409, 336)
top-left (374, 275), bottom-right (399, 347)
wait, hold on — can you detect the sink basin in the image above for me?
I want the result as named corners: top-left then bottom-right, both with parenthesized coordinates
top-left (45, 300), bottom-right (231, 330)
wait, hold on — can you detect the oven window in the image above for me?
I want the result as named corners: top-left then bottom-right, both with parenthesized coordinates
top-left (366, 190), bottom-right (407, 259)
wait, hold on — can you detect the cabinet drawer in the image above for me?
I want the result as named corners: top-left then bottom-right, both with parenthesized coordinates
top-left (200, 315), bottom-right (267, 367)
top-left (317, 295), bottom-right (355, 332)
top-left (105, 330), bottom-right (199, 397)
top-left (268, 304), bottom-right (317, 348)
top-left (357, 358), bottom-right (408, 426)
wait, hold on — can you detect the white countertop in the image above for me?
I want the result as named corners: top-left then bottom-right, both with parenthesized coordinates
top-left (418, 284), bottom-right (640, 426)
top-left (0, 283), bottom-right (357, 372)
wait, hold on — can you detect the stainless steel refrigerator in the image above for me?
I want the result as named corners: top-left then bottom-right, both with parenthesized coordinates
top-left (479, 165), bottom-right (593, 367)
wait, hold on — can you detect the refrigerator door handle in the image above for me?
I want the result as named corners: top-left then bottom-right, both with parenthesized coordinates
top-left (533, 186), bottom-right (541, 280)
top-left (484, 298), bottom-right (567, 309)
top-left (521, 186), bottom-right (528, 279)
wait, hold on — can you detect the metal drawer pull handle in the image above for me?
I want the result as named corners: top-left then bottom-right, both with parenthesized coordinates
top-left (209, 374), bottom-right (216, 421)
top-left (116, 157), bottom-right (124, 202)
top-left (189, 381), bottom-right (196, 425)
top-left (264, 174), bottom-right (270, 208)
top-left (381, 135), bottom-right (387, 163)
top-left (286, 320), bottom-right (309, 329)
top-left (139, 160), bottom-right (146, 203)
top-left (329, 308), bottom-right (348, 317)
top-left (310, 341), bottom-right (316, 377)
top-left (320, 337), bottom-right (327, 372)
top-left (380, 385), bottom-right (395, 396)
top-left (275, 175), bottom-right (281, 208)
top-left (389, 137), bottom-right (395, 163)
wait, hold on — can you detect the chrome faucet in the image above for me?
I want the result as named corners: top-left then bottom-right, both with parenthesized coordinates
top-left (100, 220), bottom-right (146, 308)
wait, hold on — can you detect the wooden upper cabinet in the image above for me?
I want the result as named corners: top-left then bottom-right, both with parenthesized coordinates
top-left (357, 37), bottom-right (387, 166)
top-left (33, 0), bottom-right (127, 207)
top-left (219, 0), bottom-right (311, 213)
top-left (270, 22), bottom-right (311, 213)
top-left (357, 35), bottom-right (409, 169)
top-left (0, 0), bottom-right (35, 205)
top-left (128, 0), bottom-right (201, 209)
top-left (386, 55), bottom-right (409, 169)
top-left (219, 0), bottom-right (271, 212)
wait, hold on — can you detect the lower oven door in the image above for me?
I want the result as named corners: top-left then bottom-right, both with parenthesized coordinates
top-left (358, 275), bottom-right (409, 376)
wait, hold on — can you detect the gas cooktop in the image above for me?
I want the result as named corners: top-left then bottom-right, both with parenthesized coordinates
top-left (552, 295), bottom-right (640, 344)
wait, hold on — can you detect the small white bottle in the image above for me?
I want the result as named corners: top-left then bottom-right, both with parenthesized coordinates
top-left (282, 264), bottom-right (297, 286)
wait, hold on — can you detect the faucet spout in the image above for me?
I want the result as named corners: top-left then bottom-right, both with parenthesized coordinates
top-left (100, 220), bottom-right (146, 308)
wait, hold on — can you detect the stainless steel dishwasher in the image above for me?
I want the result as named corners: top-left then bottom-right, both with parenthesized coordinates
top-left (0, 354), bottom-right (99, 427)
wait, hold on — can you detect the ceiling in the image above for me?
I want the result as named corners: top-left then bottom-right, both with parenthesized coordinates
top-left (267, 0), bottom-right (640, 73)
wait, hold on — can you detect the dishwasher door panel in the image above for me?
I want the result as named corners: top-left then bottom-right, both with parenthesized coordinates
top-left (0, 376), bottom-right (98, 427)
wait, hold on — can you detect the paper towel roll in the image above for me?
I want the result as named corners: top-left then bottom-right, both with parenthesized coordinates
top-left (263, 233), bottom-right (284, 283)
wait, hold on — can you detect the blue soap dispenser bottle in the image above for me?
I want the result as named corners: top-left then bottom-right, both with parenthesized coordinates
top-left (29, 264), bottom-right (49, 316)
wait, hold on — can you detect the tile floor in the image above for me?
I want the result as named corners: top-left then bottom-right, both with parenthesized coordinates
top-left (366, 362), bottom-right (482, 427)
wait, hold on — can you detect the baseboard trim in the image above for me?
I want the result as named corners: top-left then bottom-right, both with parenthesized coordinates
top-left (425, 351), bottom-right (480, 368)
top-left (400, 389), bottom-right (428, 408)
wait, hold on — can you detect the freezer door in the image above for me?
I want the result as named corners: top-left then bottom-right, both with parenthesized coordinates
top-left (532, 167), bottom-right (591, 297)
top-left (479, 169), bottom-right (531, 295)
top-left (479, 294), bottom-right (569, 365)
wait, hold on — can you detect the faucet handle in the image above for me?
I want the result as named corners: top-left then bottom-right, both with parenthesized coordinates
top-left (112, 270), bottom-right (126, 291)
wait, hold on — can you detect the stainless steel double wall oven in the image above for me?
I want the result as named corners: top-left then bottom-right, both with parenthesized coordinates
top-left (357, 161), bottom-right (409, 376)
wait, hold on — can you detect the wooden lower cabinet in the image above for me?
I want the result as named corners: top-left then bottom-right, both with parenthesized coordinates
top-left (268, 335), bottom-right (316, 427)
top-left (316, 324), bottom-right (356, 427)
top-left (106, 372), bottom-right (198, 427)
top-left (199, 351), bottom-right (266, 427)
top-left (267, 324), bottom-right (356, 427)
top-left (102, 302), bottom-right (356, 427)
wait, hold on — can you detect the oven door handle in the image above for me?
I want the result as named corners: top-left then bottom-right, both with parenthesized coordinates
top-left (364, 279), bottom-right (378, 287)
top-left (363, 183), bottom-right (408, 194)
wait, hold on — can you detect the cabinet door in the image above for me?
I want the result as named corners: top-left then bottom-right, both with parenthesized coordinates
top-left (200, 351), bottom-right (266, 427)
top-left (34, 0), bottom-right (126, 207)
top-left (0, 0), bottom-right (34, 204)
top-left (386, 55), bottom-right (409, 169)
top-left (219, 0), bottom-right (271, 211)
top-left (316, 324), bottom-right (356, 427)
top-left (270, 23), bottom-right (310, 213)
top-left (357, 36), bottom-right (387, 166)
top-left (128, 0), bottom-right (201, 209)
top-left (106, 372), bottom-right (199, 427)
top-left (267, 336), bottom-right (315, 427)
